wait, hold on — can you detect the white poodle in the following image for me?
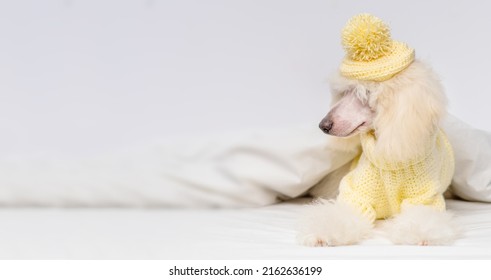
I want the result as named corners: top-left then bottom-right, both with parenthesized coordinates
top-left (298, 60), bottom-right (460, 246)
top-left (297, 13), bottom-right (461, 247)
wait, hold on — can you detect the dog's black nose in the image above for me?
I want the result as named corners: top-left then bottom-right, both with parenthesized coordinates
top-left (319, 121), bottom-right (333, 134)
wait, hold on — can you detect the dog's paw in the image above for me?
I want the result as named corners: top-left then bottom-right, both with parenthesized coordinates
top-left (382, 205), bottom-right (460, 246)
top-left (297, 199), bottom-right (373, 247)
top-left (418, 240), bottom-right (429, 246)
top-left (297, 234), bottom-right (331, 247)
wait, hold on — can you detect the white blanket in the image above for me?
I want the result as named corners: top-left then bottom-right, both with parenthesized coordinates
top-left (0, 115), bottom-right (490, 207)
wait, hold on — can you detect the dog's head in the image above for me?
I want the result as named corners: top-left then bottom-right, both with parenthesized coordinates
top-left (320, 60), bottom-right (447, 162)
top-left (319, 85), bottom-right (374, 137)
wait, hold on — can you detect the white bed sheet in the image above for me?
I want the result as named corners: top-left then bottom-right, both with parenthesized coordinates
top-left (0, 199), bottom-right (489, 259)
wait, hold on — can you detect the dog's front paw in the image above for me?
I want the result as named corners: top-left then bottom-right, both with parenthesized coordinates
top-left (297, 200), bottom-right (373, 247)
top-left (382, 205), bottom-right (460, 246)
top-left (418, 240), bottom-right (429, 246)
top-left (297, 233), bottom-right (332, 247)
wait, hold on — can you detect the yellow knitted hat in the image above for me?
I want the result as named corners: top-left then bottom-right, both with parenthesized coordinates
top-left (340, 14), bottom-right (415, 82)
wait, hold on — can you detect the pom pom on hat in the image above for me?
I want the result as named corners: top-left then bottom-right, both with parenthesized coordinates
top-left (342, 14), bottom-right (392, 62)
top-left (339, 14), bottom-right (415, 82)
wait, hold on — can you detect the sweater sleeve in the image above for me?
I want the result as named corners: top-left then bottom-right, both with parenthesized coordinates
top-left (337, 166), bottom-right (378, 222)
top-left (401, 192), bottom-right (446, 212)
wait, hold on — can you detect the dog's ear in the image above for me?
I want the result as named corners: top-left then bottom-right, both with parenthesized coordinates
top-left (372, 61), bottom-right (447, 162)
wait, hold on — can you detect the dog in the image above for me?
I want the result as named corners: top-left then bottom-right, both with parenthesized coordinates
top-left (297, 14), bottom-right (460, 246)
top-left (298, 60), bottom-right (460, 246)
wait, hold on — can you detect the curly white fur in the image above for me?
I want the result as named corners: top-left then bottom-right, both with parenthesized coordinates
top-left (297, 199), bottom-right (372, 246)
top-left (382, 205), bottom-right (460, 245)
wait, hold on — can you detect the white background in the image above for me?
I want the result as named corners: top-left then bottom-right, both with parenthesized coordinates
top-left (1, 0), bottom-right (490, 158)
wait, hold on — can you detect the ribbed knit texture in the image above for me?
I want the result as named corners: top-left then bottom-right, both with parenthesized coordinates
top-left (337, 129), bottom-right (455, 221)
top-left (340, 14), bottom-right (415, 82)
top-left (340, 42), bottom-right (414, 82)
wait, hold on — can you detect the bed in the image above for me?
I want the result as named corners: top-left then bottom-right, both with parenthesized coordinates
top-left (0, 113), bottom-right (489, 260)
top-left (0, 198), bottom-right (489, 259)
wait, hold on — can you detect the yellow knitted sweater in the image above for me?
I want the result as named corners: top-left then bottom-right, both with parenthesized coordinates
top-left (337, 129), bottom-right (455, 222)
